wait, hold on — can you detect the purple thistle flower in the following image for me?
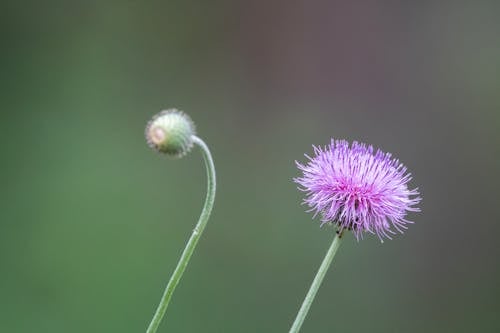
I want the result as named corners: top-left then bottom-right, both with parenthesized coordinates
top-left (295, 139), bottom-right (421, 241)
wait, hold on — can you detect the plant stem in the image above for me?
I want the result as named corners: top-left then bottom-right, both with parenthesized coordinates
top-left (146, 136), bottom-right (216, 333)
top-left (289, 232), bottom-right (343, 333)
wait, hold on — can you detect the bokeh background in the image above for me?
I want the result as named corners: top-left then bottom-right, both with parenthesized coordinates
top-left (1, 1), bottom-right (499, 332)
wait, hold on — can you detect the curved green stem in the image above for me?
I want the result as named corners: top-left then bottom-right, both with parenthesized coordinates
top-left (146, 136), bottom-right (216, 333)
top-left (289, 232), bottom-right (343, 333)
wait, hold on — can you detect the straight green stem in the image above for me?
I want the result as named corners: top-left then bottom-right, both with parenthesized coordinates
top-left (289, 233), bottom-right (343, 333)
top-left (146, 136), bottom-right (216, 333)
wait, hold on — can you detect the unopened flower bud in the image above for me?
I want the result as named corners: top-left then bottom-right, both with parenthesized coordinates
top-left (145, 109), bottom-right (196, 158)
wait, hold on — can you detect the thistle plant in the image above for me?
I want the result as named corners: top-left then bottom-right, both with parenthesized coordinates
top-left (144, 109), bottom-right (216, 333)
top-left (289, 139), bottom-right (421, 333)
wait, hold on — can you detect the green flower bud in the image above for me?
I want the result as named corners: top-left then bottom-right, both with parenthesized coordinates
top-left (145, 109), bottom-right (196, 158)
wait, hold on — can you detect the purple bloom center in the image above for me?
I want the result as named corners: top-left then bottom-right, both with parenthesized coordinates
top-left (295, 139), bottom-right (420, 241)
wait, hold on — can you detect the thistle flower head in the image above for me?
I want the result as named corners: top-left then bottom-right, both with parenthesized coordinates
top-left (294, 139), bottom-right (421, 241)
top-left (145, 109), bottom-right (196, 158)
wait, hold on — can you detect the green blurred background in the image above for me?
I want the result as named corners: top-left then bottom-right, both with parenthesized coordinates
top-left (1, 1), bottom-right (499, 332)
